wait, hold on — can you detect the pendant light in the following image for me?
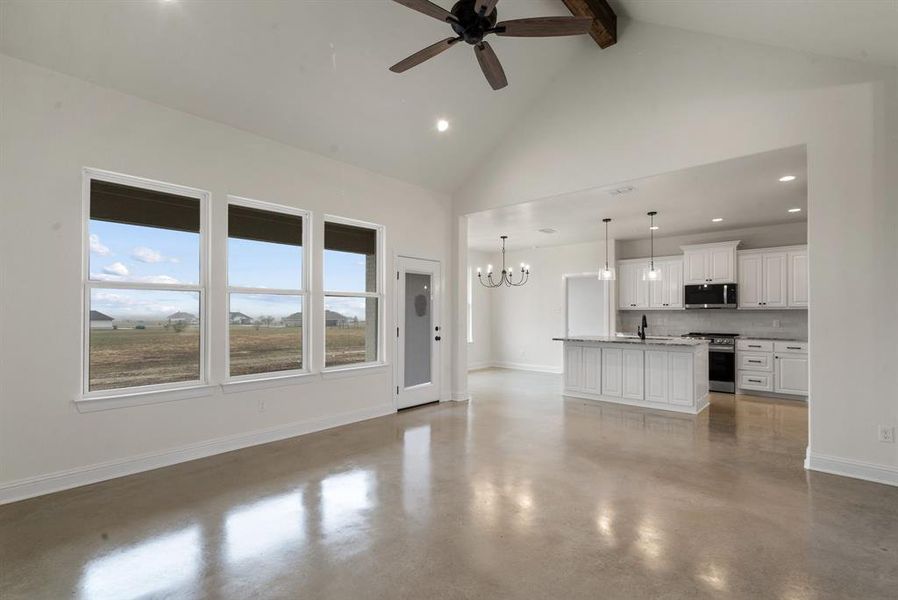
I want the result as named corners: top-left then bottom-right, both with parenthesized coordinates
top-left (644, 211), bottom-right (662, 281)
top-left (598, 218), bottom-right (615, 281)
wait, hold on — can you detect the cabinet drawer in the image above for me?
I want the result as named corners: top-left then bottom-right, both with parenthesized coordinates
top-left (738, 371), bottom-right (773, 392)
top-left (738, 352), bottom-right (772, 371)
top-left (737, 340), bottom-right (773, 352)
top-left (774, 341), bottom-right (808, 354)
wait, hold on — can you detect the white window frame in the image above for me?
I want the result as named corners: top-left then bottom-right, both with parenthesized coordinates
top-left (321, 214), bottom-right (385, 372)
top-left (225, 196), bottom-right (311, 382)
top-left (79, 167), bottom-right (211, 401)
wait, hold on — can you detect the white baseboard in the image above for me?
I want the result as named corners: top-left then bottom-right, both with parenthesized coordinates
top-left (805, 448), bottom-right (898, 487)
top-left (0, 404), bottom-right (395, 505)
top-left (467, 361), bottom-right (493, 371)
top-left (491, 361), bottom-right (563, 374)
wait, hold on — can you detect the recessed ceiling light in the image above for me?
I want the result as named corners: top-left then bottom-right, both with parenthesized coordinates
top-left (779, 175), bottom-right (796, 182)
top-left (649, 225), bottom-right (659, 230)
top-left (436, 119), bottom-right (449, 132)
top-left (712, 218), bottom-right (724, 222)
top-left (538, 228), bottom-right (557, 234)
top-left (788, 207), bottom-right (802, 213)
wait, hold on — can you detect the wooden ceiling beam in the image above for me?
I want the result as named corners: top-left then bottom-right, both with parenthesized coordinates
top-left (560, 0), bottom-right (617, 48)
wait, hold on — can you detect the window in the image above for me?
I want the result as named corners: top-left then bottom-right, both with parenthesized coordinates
top-left (227, 198), bottom-right (308, 379)
top-left (323, 217), bottom-right (382, 368)
top-left (83, 170), bottom-right (207, 394)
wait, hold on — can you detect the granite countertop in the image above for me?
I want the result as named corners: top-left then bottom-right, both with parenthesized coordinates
top-left (552, 336), bottom-right (709, 347)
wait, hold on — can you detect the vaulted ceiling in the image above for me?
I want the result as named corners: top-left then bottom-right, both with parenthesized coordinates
top-left (0, 0), bottom-right (592, 193)
top-left (2, 1), bottom-right (895, 195)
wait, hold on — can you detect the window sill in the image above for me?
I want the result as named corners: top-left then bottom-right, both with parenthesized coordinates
top-left (221, 372), bottom-right (316, 394)
top-left (75, 384), bottom-right (217, 413)
top-left (320, 362), bottom-right (388, 380)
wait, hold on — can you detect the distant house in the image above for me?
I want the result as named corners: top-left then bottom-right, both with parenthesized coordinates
top-left (283, 312), bottom-right (302, 327)
top-left (89, 310), bottom-right (114, 329)
top-left (325, 310), bottom-right (352, 328)
top-left (167, 311), bottom-right (198, 325)
top-left (229, 311), bottom-right (252, 325)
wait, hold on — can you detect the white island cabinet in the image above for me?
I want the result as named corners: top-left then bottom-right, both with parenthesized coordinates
top-left (555, 336), bottom-right (710, 414)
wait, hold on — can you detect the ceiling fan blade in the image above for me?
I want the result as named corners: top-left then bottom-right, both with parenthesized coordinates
top-left (474, 41), bottom-right (507, 91)
top-left (392, 0), bottom-right (454, 23)
top-left (496, 16), bottom-right (594, 37)
top-left (390, 37), bottom-right (460, 73)
top-left (474, 0), bottom-right (499, 15)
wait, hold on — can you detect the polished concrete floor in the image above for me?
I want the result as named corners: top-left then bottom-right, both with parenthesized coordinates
top-left (2, 369), bottom-right (897, 599)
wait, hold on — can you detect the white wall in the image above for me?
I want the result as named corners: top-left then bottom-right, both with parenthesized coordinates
top-left (486, 240), bottom-right (614, 373)
top-left (453, 22), bottom-right (898, 484)
top-left (0, 55), bottom-right (453, 501)
top-left (617, 221), bottom-right (807, 259)
top-left (466, 250), bottom-right (492, 370)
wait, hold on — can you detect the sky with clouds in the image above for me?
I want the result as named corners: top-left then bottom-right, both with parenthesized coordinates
top-left (89, 221), bottom-right (373, 321)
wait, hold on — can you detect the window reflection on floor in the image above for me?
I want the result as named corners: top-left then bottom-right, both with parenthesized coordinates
top-left (321, 470), bottom-right (374, 539)
top-left (402, 425), bottom-right (431, 516)
top-left (79, 525), bottom-right (201, 600)
top-left (224, 490), bottom-right (304, 565)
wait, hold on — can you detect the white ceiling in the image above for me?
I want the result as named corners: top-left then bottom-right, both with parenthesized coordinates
top-left (0, 0), bottom-right (592, 192)
top-left (610, 0), bottom-right (898, 67)
top-left (1, 1), bottom-right (894, 196)
top-left (467, 145), bottom-right (808, 251)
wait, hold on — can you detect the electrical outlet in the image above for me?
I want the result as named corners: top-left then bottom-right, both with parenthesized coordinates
top-left (879, 426), bottom-right (895, 443)
top-left (258, 399), bottom-right (266, 413)
top-left (772, 319), bottom-right (781, 328)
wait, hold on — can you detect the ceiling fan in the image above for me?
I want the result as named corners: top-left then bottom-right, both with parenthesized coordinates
top-left (390, 0), bottom-right (594, 90)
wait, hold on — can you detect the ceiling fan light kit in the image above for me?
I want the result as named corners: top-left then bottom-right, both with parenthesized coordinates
top-left (390, 0), bottom-right (594, 90)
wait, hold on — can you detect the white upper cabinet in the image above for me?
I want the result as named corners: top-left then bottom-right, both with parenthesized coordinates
top-left (738, 253), bottom-right (764, 307)
top-left (738, 246), bottom-right (807, 309)
top-left (648, 258), bottom-right (683, 309)
top-left (762, 252), bottom-right (788, 308)
top-left (681, 241), bottom-right (739, 284)
top-left (788, 249), bottom-right (809, 308)
top-left (618, 261), bottom-right (648, 310)
top-left (621, 257), bottom-right (682, 310)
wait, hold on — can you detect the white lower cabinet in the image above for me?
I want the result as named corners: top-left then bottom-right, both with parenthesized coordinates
top-left (582, 346), bottom-right (602, 394)
top-left (739, 371), bottom-right (773, 392)
top-left (644, 350), bottom-right (668, 404)
top-left (668, 353), bottom-right (694, 406)
top-left (622, 349), bottom-right (644, 400)
top-left (736, 338), bottom-right (808, 397)
top-left (564, 344), bottom-right (583, 391)
top-left (559, 341), bottom-right (709, 414)
top-left (775, 354), bottom-right (809, 395)
top-left (601, 348), bottom-right (623, 397)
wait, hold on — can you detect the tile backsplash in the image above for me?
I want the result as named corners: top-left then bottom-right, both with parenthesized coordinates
top-left (617, 310), bottom-right (808, 340)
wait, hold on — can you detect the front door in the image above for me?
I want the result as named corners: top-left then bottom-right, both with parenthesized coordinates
top-left (395, 256), bottom-right (441, 409)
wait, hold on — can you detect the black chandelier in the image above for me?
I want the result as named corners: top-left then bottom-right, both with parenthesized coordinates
top-left (477, 235), bottom-right (530, 288)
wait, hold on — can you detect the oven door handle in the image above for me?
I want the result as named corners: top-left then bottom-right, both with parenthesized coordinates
top-left (709, 346), bottom-right (734, 353)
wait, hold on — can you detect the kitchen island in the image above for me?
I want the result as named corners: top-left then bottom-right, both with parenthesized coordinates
top-left (554, 336), bottom-right (710, 414)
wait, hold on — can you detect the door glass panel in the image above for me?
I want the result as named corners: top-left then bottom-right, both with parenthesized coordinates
top-left (404, 272), bottom-right (432, 388)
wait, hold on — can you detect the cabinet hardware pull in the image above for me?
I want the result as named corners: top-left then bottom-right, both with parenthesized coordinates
top-left (749, 345), bottom-right (760, 348)
top-left (749, 379), bottom-right (762, 383)
top-left (787, 346), bottom-right (801, 350)
top-left (748, 360), bottom-right (761, 363)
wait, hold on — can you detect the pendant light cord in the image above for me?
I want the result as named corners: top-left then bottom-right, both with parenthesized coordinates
top-left (605, 220), bottom-right (609, 270)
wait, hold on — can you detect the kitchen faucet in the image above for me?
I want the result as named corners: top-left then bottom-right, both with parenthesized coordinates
top-left (637, 314), bottom-right (648, 341)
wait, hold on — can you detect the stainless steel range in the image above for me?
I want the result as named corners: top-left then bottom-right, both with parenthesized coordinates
top-left (682, 332), bottom-right (738, 393)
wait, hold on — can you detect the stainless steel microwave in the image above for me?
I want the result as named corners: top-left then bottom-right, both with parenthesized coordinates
top-left (684, 284), bottom-right (737, 309)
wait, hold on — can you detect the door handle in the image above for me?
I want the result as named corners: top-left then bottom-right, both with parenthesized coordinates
top-left (435, 336), bottom-right (441, 341)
